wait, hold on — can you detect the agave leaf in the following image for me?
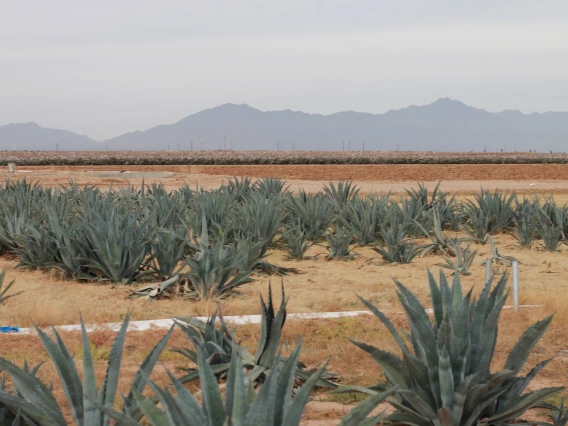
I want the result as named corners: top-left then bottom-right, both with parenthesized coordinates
top-left (273, 343), bottom-right (303, 425)
top-left (245, 359), bottom-right (278, 426)
top-left (131, 389), bottom-right (170, 426)
top-left (475, 291), bottom-right (508, 375)
top-left (124, 325), bottom-right (174, 417)
top-left (437, 313), bottom-right (456, 363)
top-left (282, 361), bottom-right (328, 426)
top-left (439, 347), bottom-right (454, 408)
top-left (399, 389), bottom-right (438, 422)
top-left (225, 346), bottom-right (246, 425)
top-left (33, 324), bottom-right (84, 425)
top-left (357, 296), bottom-right (409, 355)
top-left (504, 315), bottom-right (554, 372)
top-left (437, 406), bottom-right (455, 426)
top-left (350, 340), bottom-right (406, 387)
top-left (0, 390), bottom-right (59, 426)
top-left (450, 374), bottom-right (478, 425)
top-left (98, 312), bottom-right (131, 426)
top-left (486, 387), bottom-right (563, 424)
top-left (197, 348), bottom-right (226, 425)
top-left (401, 353), bottom-right (428, 388)
top-left (165, 370), bottom-right (208, 425)
top-left (331, 386), bottom-right (380, 396)
top-left (427, 269), bottom-right (444, 328)
top-left (337, 388), bottom-right (396, 426)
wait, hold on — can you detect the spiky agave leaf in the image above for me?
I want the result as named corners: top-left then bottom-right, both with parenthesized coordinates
top-left (0, 268), bottom-right (22, 304)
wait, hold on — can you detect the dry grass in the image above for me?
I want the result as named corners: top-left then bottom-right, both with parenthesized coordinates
top-left (2, 232), bottom-right (567, 328)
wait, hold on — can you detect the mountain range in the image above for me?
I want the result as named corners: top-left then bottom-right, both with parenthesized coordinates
top-left (1, 98), bottom-right (568, 152)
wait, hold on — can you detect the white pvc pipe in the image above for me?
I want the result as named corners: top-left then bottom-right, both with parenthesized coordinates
top-left (512, 260), bottom-right (520, 312)
top-left (2, 305), bottom-right (543, 336)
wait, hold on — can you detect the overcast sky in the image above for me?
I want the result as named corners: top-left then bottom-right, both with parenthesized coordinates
top-left (1, 0), bottom-right (568, 141)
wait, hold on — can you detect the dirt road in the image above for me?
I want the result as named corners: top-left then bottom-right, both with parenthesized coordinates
top-left (1, 163), bottom-right (568, 194)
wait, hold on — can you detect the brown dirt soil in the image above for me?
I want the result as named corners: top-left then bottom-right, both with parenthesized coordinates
top-left (192, 163), bottom-right (568, 181)
top-left (5, 164), bottom-right (568, 195)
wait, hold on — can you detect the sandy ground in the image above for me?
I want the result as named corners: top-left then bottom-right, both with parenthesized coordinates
top-left (4, 164), bottom-right (568, 195)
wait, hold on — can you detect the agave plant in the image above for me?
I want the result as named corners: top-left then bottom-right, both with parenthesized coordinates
top-left (149, 227), bottom-right (194, 279)
top-left (436, 240), bottom-right (478, 276)
top-left (344, 270), bottom-right (561, 426)
top-left (341, 196), bottom-right (383, 246)
top-left (224, 176), bottom-right (255, 201)
top-left (323, 181), bottom-right (359, 208)
top-left (96, 342), bottom-right (392, 426)
top-left (284, 192), bottom-right (333, 242)
top-left (184, 241), bottom-right (254, 301)
top-left (415, 207), bottom-right (452, 256)
top-left (325, 226), bottom-right (356, 260)
top-left (513, 214), bottom-right (539, 248)
top-left (0, 268), bottom-right (22, 305)
top-left (254, 177), bottom-right (289, 198)
top-left (282, 220), bottom-right (313, 260)
top-left (537, 209), bottom-right (563, 251)
top-left (79, 206), bottom-right (153, 283)
top-left (175, 284), bottom-right (337, 388)
top-left (374, 216), bottom-right (421, 264)
top-left (0, 313), bottom-right (174, 425)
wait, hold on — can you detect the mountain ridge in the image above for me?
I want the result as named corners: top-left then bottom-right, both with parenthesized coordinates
top-left (2, 98), bottom-right (568, 151)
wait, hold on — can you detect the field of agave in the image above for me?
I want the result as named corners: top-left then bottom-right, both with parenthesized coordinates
top-left (0, 178), bottom-right (566, 300)
top-left (0, 177), bottom-right (567, 424)
top-left (1, 150), bottom-right (568, 165)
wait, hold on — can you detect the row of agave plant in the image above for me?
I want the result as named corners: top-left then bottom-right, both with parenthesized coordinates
top-left (0, 179), bottom-right (567, 299)
top-left (0, 270), bottom-right (564, 425)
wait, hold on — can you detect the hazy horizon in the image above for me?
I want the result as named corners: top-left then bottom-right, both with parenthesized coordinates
top-left (2, 1), bottom-right (568, 140)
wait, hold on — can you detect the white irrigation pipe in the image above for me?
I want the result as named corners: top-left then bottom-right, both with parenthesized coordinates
top-left (2, 305), bottom-right (542, 336)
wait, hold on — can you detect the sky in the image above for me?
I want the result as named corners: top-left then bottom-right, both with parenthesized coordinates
top-left (1, 0), bottom-right (568, 141)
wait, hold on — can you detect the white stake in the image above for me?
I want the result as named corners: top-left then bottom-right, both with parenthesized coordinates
top-left (512, 260), bottom-right (519, 312)
top-left (485, 260), bottom-right (492, 283)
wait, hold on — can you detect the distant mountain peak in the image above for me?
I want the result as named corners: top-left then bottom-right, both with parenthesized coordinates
top-left (6, 121), bottom-right (40, 127)
top-left (213, 103), bottom-right (258, 111)
top-left (429, 98), bottom-right (468, 108)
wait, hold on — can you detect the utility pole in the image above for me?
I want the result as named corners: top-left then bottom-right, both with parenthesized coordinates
top-left (191, 140), bottom-right (193, 151)
top-left (201, 142), bottom-right (204, 151)
top-left (342, 139), bottom-right (345, 152)
top-left (56, 143), bottom-right (59, 152)
top-left (231, 140), bottom-right (233, 150)
top-left (224, 136), bottom-right (227, 150)
top-left (348, 141), bottom-right (351, 152)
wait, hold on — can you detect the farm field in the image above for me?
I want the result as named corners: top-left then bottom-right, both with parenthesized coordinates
top-left (1, 163), bottom-right (568, 424)
top-left (4, 163), bottom-right (568, 196)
